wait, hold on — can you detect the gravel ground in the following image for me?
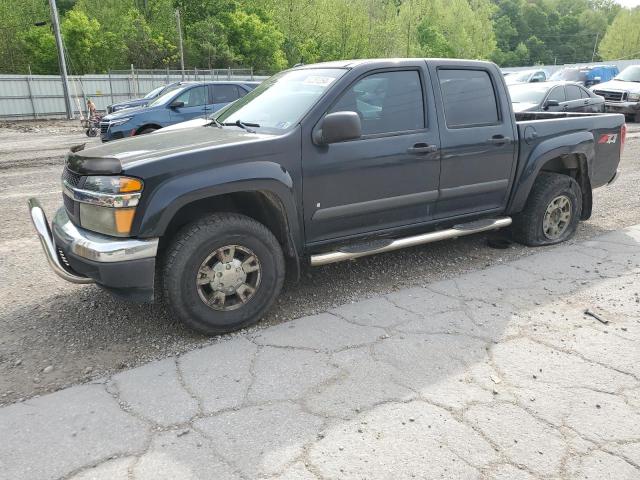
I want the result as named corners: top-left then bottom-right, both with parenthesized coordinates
top-left (0, 119), bottom-right (639, 405)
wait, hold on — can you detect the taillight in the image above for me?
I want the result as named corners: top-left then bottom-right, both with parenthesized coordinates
top-left (621, 123), bottom-right (626, 155)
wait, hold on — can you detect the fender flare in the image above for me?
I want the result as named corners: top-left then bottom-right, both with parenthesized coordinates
top-left (508, 131), bottom-right (594, 215)
top-left (134, 161), bottom-right (302, 253)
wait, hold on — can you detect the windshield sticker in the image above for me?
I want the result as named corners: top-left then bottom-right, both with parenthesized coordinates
top-left (275, 121), bottom-right (291, 129)
top-left (303, 76), bottom-right (336, 87)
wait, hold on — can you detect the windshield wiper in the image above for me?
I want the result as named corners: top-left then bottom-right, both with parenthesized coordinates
top-left (222, 119), bottom-right (260, 133)
top-left (208, 117), bottom-right (223, 128)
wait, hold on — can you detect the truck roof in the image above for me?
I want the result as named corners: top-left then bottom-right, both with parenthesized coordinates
top-left (292, 58), bottom-right (497, 70)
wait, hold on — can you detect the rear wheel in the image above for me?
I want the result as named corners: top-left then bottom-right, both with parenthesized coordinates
top-left (162, 213), bottom-right (285, 335)
top-left (512, 172), bottom-right (582, 246)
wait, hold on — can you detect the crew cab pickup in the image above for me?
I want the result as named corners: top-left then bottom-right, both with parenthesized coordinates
top-left (29, 59), bottom-right (626, 334)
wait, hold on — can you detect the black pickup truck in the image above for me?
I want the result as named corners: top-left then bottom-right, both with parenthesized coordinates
top-left (29, 59), bottom-right (626, 334)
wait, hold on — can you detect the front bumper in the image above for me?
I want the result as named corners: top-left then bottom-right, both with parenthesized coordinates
top-left (28, 198), bottom-right (159, 301)
top-left (605, 101), bottom-right (640, 115)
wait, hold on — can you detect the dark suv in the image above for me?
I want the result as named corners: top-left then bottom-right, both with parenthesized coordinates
top-left (99, 81), bottom-right (259, 141)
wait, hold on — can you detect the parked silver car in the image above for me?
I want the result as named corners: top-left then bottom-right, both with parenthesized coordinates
top-left (504, 69), bottom-right (548, 85)
top-left (592, 65), bottom-right (640, 122)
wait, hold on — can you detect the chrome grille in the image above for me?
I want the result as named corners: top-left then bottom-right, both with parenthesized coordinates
top-left (62, 168), bottom-right (81, 188)
top-left (593, 90), bottom-right (626, 102)
top-left (100, 122), bottom-right (109, 136)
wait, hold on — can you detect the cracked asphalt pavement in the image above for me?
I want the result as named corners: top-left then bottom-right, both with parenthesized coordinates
top-left (0, 121), bottom-right (639, 406)
top-left (1, 224), bottom-right (639, 480)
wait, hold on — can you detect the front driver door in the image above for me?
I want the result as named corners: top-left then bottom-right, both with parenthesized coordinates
top-left (545, 86), bottom-right (567, 112)
top-left (302, 66), bottom-right (441, 244)
top-left (169, 85), bottom-right (209, 123)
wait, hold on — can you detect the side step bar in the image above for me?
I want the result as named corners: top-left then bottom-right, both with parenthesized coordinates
top-left (310, 217), bottom-right (512, 267)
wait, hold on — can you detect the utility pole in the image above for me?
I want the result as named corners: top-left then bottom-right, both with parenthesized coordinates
top-left (175, 9), bottom-right (185, 81)
top-left (591, 32), bottom-right (600, 63)
top-left (48, 0), bottom-right (73, 119)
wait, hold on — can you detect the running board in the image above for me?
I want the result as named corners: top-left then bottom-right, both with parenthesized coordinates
top-left (310, 217), bottom-right (512, 266)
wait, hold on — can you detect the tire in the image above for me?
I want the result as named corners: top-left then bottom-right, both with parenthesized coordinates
top-left (162, 213), bottom-right (285, 335)
top-left (512, 172), bottom-right (582, 247)
top-left (138, 126), bottom-right (158, 135)
top-left (86, 127), bottom-right (97, 137)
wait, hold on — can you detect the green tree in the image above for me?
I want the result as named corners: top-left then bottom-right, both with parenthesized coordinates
top-left (599, 7), bottom-right (640, 60)
top-left (18, 26), bottom-right (58, 74)
top-left (226, 9), bottom-right (287, 70)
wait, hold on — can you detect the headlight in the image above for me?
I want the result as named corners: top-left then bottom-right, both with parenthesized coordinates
top-left (66, 175), bottom-right (143, 237)
top-left (109, 117), bottom-right (131, 126)
top-left (628, 93), bottom-right (640, 102)
top-left (82, 176), bottom-right (143, 195)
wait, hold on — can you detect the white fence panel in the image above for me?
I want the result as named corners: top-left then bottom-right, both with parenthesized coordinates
top-left (0, 69), bottom-right (268, 119)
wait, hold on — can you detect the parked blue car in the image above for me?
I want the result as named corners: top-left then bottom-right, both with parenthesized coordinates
top-left (549, 65), bottom-right (619, 87)
top-left (106, 82), bottom-right (183, 113)
top-left (100, 81), bottom-right (260, 142)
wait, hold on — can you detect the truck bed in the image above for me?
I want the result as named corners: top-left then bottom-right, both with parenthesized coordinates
top-left (514, 111), bottom-right (625, 189)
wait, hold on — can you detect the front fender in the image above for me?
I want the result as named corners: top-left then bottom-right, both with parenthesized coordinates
top-left (134, 161), bottom-right (301, 248)
top-left (508, 130), bottom-right (594, 214)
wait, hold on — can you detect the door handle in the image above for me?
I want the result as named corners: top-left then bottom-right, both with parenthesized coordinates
top-left (486, 136), bottom-right (512, 145)
top-left (407, 143), bottom-right (438, 154)
top-left (584, 100), bottom-right (590, 105)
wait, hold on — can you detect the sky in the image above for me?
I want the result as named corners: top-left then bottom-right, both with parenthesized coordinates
top-left (616, 0), bottom-right (640, 7)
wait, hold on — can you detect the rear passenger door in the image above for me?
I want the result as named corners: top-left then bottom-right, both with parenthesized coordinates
top-left (565, 84), bottom-right (586, 112)
top-left (430, 66), bottom-right (516, 218)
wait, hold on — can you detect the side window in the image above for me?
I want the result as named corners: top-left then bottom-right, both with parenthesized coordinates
top-left (329, 70), bottom-right (425, 136)
top-left (213, 85), bottom-right (239, 104)
top-left (438, 69), bottom-right (499, 128)
top-left (580, 87), bottom-right (591, 99)
top-left (565, 85), bottom-right (582, 101)
top-left (175, 86), bottom-right (207, 107)
top-left (547, 86), bottom-right (566, 103)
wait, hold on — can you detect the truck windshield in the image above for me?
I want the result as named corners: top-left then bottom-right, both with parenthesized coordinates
top-left (615, 66), bottom-right (640, 82)
top-left (214, 68), bottom-right (346, 131)
top-left (508, 84), bottom-right (549, 104)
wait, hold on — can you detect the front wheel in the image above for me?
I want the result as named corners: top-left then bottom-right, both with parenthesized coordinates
top-left (162, 213), bottom-right (285, 335)
top-left (512, 172), bottom-right (582, 246)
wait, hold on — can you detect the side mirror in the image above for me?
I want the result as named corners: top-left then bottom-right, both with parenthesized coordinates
top-left (313, 111), bottom-right (362, 145)
top-left (544, 99), bottom-right (560, 110)
top-left (169, 100), bottom-right (185, 109)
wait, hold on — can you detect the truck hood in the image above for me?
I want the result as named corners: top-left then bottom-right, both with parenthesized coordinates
top-left (593, 79), bottom-right (640, 94)
top-left (157, 117), bottom-right (212, 132)
top-left (66, 126), bottom-right (274, 175)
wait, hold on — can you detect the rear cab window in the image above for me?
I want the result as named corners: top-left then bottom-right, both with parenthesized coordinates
top-left (437, 69), bottom-right (499, 128)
